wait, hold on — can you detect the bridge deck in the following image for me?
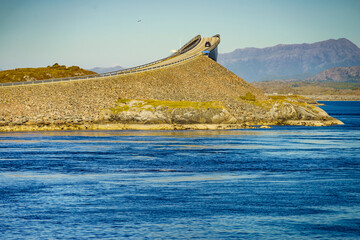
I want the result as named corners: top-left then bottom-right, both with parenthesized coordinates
top-left (0, 35), bottom-right (220, 87)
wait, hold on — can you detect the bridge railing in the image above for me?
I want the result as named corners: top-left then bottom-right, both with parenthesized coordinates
top-left (0, 52), bottom-right (203, 87)
top-left (206, 34), bottom-right (221, 52)
top-left (0, 54), bottom-right (177, 87)
top-left (170, 35), bottom-right (201, 57)
top-left (0, 35), bottom-right (219, 88)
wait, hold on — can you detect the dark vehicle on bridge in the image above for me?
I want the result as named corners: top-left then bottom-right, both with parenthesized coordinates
top-left (205, 41), bottom-right (211, 47)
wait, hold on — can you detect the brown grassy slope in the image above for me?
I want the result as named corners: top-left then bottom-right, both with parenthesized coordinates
top-left (0, 56), bottom-right (268, 122)
top-left (111, 56), bottom-right (267, 102)
top-left (0, 63), bottom-right (96, 83)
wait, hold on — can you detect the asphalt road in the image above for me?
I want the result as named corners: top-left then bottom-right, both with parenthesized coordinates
top-left (135, 36), bottom-right (220, 70)
top-left (0, 36), bottom-right (220, 87)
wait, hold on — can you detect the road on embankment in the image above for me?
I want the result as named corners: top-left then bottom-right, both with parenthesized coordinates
top-left (143, 37), bottom-right (219, 69)
top-left (0, 35), bottom-right (220, 87)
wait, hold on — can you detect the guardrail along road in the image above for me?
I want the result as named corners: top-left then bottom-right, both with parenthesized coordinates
top-left (0, 34), bottom-right (220, 87)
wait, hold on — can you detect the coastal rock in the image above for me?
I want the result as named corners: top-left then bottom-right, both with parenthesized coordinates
top-left (267, 100), bottom-right (340, 124)
top-left (0, 56), bottom-right (343, 131)
top-left (269, 102), bottom-right (297, 120)
top-left (109, 100), bottom-right (238, 124)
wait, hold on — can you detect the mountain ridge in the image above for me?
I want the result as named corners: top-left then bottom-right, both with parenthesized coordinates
top-left (307, 66), bottom-right (360, 82)
top-left (253, 65), bottom-right (360, 100)
top-left (219, 38), bottom-right (360, 82)
top-left (89, 65), bottom-right (123, 74)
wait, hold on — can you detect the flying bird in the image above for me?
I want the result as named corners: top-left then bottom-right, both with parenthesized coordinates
top-left (137, 20), bottom-right (142, 23)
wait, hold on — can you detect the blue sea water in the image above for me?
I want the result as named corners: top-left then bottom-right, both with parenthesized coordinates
top-left (0, 101), bottom-right (359, 239)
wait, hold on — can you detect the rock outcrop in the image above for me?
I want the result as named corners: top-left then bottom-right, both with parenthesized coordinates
top-left (0, 63), bottom-right (96, 83)
top-left (0, 56), bottom-right (342, 132)
top-left (108, 99), bottom-right (238, 124)
top-left (265, 97), bottom-right (341, 126)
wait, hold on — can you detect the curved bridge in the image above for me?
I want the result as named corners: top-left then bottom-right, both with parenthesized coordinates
top-left (1, 34), bottom-right (220, 87)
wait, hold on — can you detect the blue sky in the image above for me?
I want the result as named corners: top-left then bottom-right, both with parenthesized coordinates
top-left (0, 0), bottom-right (359, 69)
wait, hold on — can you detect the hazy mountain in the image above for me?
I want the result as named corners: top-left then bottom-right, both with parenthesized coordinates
top-left (307, 66), bottom-right (360, 82)
top-left (218, 38), bottom-right (360, 82)
top-left (253, 65), bottom-right (360, 98)
top-left (89, 66), bottom-right (123, 74)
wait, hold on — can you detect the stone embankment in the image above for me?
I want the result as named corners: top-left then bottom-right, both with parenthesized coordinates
top-left (0, 56), bottom-right (342, 132)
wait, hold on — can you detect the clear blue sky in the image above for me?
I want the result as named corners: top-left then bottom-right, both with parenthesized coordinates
top-left (0, 0), bottom-right (359, 70)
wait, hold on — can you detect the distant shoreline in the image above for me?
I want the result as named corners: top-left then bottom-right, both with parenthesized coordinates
top-left (301, 95), bottom-right (360, 101)
top-left (266, 94), bottom-right (360, 101)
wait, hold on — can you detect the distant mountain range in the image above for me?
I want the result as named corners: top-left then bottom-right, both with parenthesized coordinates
top-left (253, 65), bottom-right (360, 99)
top-left (218, 38), bottom-right (360, 82)
top-left (307, 66), bottom-right (360, 82)
top-left (88, 66), bottom-right (123, 74)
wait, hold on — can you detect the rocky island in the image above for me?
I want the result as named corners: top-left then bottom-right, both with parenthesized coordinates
top-left (0, 63), bottom-right (96, 83)
top-left (0, 56), bottom-right (342, 132)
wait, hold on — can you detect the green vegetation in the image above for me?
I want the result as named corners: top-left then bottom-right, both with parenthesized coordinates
top-left (239, 94), bottom-right (314, 111)
top-left (319, 82), bottom-right (360, 90)
top-left (0, 63), bottom-right (96, 83)
top-left (111, 99), bottom-right (224, 114)
top-left (142, 99), bottom-right (223, 109)
top-left (239, 92), bottom-right (256, 101)
top-left (268, 95), bottom-right (288, 100)
top-left (253, 80), bottom-right (360, 96)
top-left (110, 104), bottom-right (131, 113)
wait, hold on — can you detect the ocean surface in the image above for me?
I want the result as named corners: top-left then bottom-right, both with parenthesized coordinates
top-left (0, 101), bottom-right (359, 239)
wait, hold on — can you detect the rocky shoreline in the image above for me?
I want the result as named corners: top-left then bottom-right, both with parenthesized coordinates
top-left (0, 120), bottom-right (342, 132)
top-left (0, 98), bottom-right (343, 132)
top-left (0, 123), bottom-right (250, 132)
top-left (0, 57), bottom-right (343, 132)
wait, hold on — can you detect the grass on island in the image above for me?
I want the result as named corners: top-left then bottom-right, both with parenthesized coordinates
top-left (238, 93), bottom-right (316, 110)
top-left (111, 99), bottom-right (225, 114)
top-left (0, 63), bottom-right (96, 83)
top-left (239, 92), bottom-right (256, 101)
top-left (253, 80), bottom-right (360, 96)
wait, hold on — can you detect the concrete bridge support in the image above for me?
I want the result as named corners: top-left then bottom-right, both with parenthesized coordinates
top-left (209, 45), bottom-right (218, 62)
